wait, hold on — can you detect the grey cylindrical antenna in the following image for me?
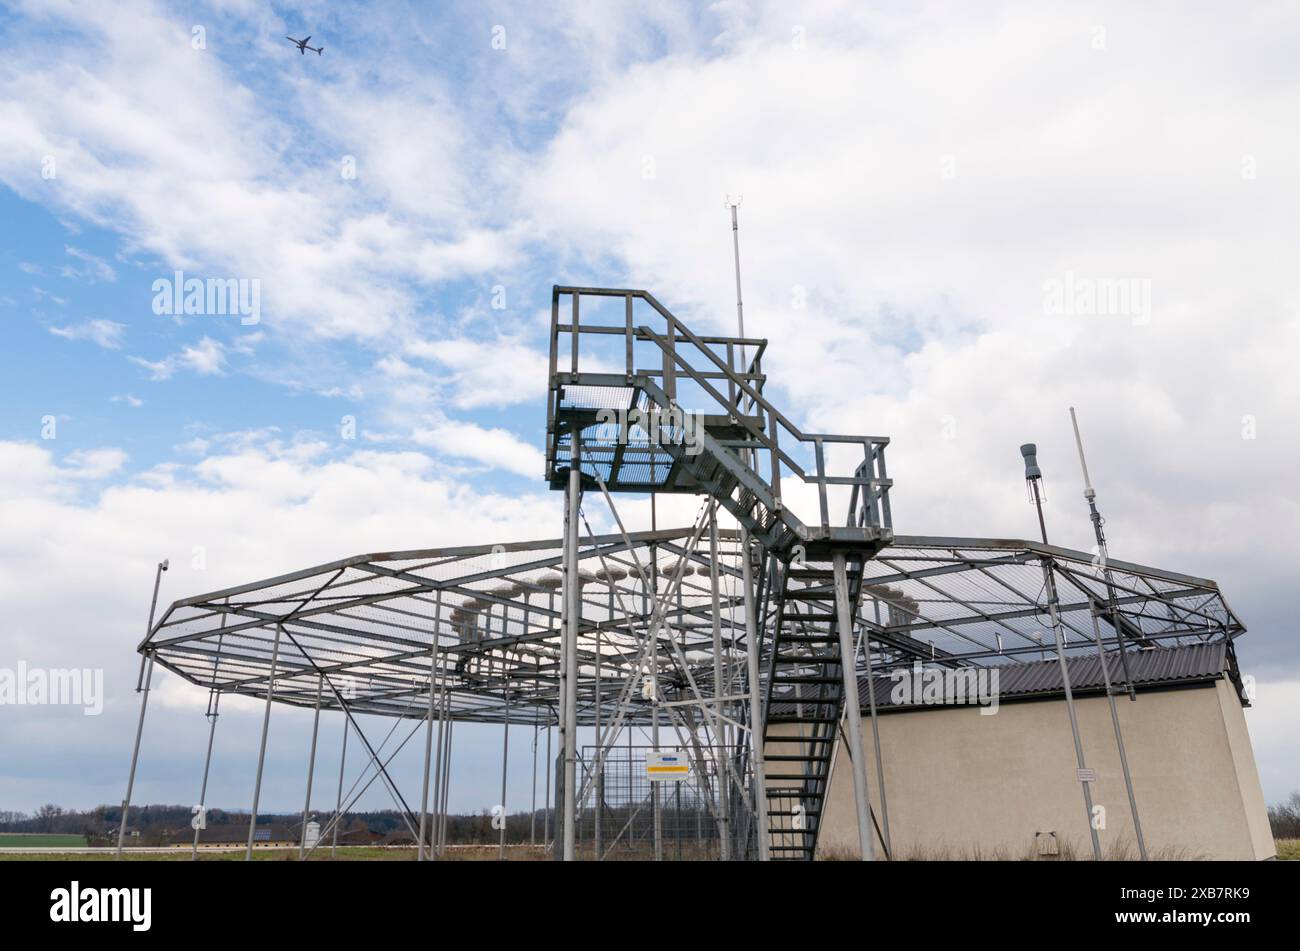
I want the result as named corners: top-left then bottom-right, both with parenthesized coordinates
top-left (1020, 443), bottom-right (1042, 480)
top-left (1068, 407), bottom-right (1096, 499)
top-left (726, 196), bottom-right (747, 369)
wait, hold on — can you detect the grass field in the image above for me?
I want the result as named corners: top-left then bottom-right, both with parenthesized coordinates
top-left (0, 834), bottom-right (88, 849)
top-left (0, 845), bottom-right (548, 861)
top-left (1, 840), bottom-right (1294, 860)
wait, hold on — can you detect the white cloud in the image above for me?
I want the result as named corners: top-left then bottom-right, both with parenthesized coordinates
top-left (404, 336), bottom-right (549, 409)
top-left (1245, 681), bottom-right (1300, 804)
top-left (521, 0), bottom-right (1300, 678)
top-left (0, 437), bottom-right (561, 809)
top-left (63, 447), bottom-right (128, 479)
top-left (411, 419), bottom-right (544, 478)
top-left (48, 318), bottom-right (125, 349)
top-left (60, 245), bottom-right (116, 283)
top-left (129, 336), bottom-right (226, 380)
top-left (110, 394), bottom-right (144, 408)
top-left (0, 1), bottom-right (517, 345)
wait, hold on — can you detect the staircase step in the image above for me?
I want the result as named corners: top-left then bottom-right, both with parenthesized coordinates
top-left (766, 715), bottom-right (839, 724)
top-left (765, 753), bottom-right (831, 762)
top-left (766, 810), bottom-right (822, 817)
top-left (773, 675), bottom-right (842, 685)
top-left (765, 773), bottom-right (829, 782)
top-left (774, 633), bottom-right (838, 643)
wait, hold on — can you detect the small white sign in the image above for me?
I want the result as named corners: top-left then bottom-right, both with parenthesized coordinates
top-left (645, 750), bottom-right (690, 782)
top-left (1077, 768), bottom-right (1098, 783)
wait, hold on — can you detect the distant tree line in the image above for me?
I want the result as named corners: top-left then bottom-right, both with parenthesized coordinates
top-left (1268, 791), bottom-right (1300, 840)
top-left (0, 803), bottom-right (559, 845)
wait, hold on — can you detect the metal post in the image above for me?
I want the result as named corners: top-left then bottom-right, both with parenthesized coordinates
top-left (1068, 408), bottom-right (1146, 858)
top-left (439, 719), bottom-right (455, 853)
top-left (832, 554), bottom-right (876, 860)
top-left (595, 620), bottom-right (603, 860)
top-left (708, 512), bottom-right (731, 859)
top-left (499, 681), bottom-right (511, 860)
top-left (116, 559), bottom-right (167, 859)
top-left (561, 433), bottom-right (581, 861)
top-left (418, 591), bottom-right (443, 861)
top-left (191, 689), bottom-right (220, 860)
top-left (298, 674), bottom-right (324, 859)
top-left (245, 623), bottom-right (284, 860)
top-left (531, 722), bottom-right (539, 846)
top-left (865, 599), bottom-right (891, 854)
top-left (1023, 452), bottom-right (1103, 862)
top-left (544, 717), bottom-right (553, 846)
top-left (1088, 606), bottom-right (1148, 859)
top-left (431, 648), bottom-right (451, 858)
top-left (332, 718), bottom-right (348, 858)
top-left (650, 544), bottom-right (663, 862)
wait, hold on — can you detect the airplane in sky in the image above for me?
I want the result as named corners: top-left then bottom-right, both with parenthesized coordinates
top-left (285, 35), bottom-right (323, 55)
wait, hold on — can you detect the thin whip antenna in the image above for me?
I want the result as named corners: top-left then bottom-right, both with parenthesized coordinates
top-left (725, 196), bottom-right (746, 363)
top-left (1069, 406), bottom-right (1095, 498)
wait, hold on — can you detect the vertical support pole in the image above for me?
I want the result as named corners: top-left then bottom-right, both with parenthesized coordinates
top-left (650, 543), bottom-right (663, 862)
top-left (740, 528), bottom-right (770, 860)
top-left (530, 722), bottom-right (539, 846)
top-left (1088, 605), bottom-right (1148, 859)
top-left (117, 654), bottom-right (154, 860)
top-left (544, 717), bottom-right (553, 847)
top-left (1040, 548), bottom-right (1103, 860)
top-left (191, 690), bottom-right (220, 860)
top-left (116, 560), bottom-right (167, 860)
top-left (298, 673), bottom-right (324, 859)
top-left (595, 614), bottom-right (604, 859)
top-left (418, 590), bottom-right (443, 861)
top-left (561, 432), bottom-right (581, 861)
top-left (245, 623), bottom-right (283, 861)
top-left (832, 554), bottom-right (875, 861)
top-left (1026, 471), bottom-right (1104, 861)
top-left (332, 718), bottom-right (348, 858)
top-left (866, 599), bottom-right (891, 854)
top-left (439, 719), bottom-right (455, 853)
top-left (499, 680), bottom-right (511, 860)
top-left (708, 511), bottom-right (731, 859)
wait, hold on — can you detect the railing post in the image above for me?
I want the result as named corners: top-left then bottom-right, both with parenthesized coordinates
top-left (570, 292), bottom-right (579, 374)
top-left (625, 293), bottom-right (634, 378)
top-left (664, 319), bottom-right (676, 401)
top-left (814, 437), bottom-right (830, 529)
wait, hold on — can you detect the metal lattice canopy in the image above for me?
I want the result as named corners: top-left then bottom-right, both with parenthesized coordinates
top-left (144, 528), bottom-right (1244, 725)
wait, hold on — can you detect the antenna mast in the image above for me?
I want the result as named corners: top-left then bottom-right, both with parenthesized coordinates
top-left (1069, 407), bottom-right (1137, 699)
top-left (1068, 408), bottom-right (1150, 859)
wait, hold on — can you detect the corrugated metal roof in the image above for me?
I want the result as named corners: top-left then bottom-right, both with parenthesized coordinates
top-left (857, 642), bottom-right (1228, 712)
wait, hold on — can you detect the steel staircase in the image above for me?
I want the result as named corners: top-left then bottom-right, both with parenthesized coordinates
top-left (546, 286), bottom-right (893, 861)
top-left (760, 555), bottom-right (868, 859)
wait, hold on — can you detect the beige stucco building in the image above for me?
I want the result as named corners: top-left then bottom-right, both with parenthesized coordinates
top-left (768, 643), bottom-right (1275, 860)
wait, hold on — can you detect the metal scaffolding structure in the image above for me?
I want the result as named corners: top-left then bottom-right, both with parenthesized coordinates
top-left (121, 285), bottom-right (1248, 861)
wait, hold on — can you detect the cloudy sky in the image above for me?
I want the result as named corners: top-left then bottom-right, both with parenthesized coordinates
top-left (1, 0), bottom-right (1297, 816)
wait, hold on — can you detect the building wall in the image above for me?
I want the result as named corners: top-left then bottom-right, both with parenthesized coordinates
top-left (768, 678), bottom-right (1275, 860)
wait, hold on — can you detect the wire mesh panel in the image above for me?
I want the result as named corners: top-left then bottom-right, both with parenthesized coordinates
top-left (578, 745), bottom-right (748, 861)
